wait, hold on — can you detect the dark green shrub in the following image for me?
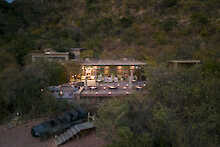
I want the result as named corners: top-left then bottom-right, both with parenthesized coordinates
top-left (160, 18), bottom-right (177, 32)
top-left (161, 0), bottom-right (178, 8)
top-left (85, 0), bottom-right (99, 13)
top-left (119, 17), bottom-right (133, 28)
top-left (154, 0), bottom-right (178, 11)
top-left (191, 13), bottom-right (209, 26)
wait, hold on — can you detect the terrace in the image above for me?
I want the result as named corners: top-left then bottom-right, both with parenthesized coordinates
top-left (50, 81), bottom-right (146, 99)
top-left (80, 81), bottom-right (146, 97)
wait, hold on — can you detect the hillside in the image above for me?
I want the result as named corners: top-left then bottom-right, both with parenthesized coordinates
top-left (0, 1), bottom-right (219, 147)
top-left (0, 0), bottom-right (219, 65)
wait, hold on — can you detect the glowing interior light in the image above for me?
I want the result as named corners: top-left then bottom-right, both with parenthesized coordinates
top-left (59, 91), bottom-right (63, 95)
top-left (130, 66), bottom-right (135, 70)
top-left (108, 92), bottom-right (112, 95)
top-left (117, 66), bottom-right (122, 69)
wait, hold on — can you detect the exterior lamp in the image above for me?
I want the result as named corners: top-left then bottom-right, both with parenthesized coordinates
top-left (123, 86), bottom-right (127, 90)
top-left (59, 91), bottom-right (63, 96)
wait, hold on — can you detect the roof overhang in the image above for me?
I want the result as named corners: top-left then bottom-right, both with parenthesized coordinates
top-left (32, 52), bottom-right (69, 56)
top-left (168, 60), bottom-right (201, 64)
top-left (81, 60), bottom-right (146, 66)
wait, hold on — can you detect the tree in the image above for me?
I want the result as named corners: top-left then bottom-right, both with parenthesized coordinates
top-left (33, 61), bottom-right (68, 85)
top-left (0, 60), bottom-right (69, 122)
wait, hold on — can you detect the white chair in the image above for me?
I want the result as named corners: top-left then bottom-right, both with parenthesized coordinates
top-left (104, 77), bottom-right (108, 83)
top-left (114, 77), bottom-right (118, 83)
top-left (108, 77), bottom-right (113, 83)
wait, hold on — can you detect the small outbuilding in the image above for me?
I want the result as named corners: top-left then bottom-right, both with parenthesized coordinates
top-left (168, 60), bottom-right (201, 69)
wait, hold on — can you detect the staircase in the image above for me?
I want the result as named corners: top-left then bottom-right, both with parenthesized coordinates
top-left (54, 121), bottom-right (95, 146)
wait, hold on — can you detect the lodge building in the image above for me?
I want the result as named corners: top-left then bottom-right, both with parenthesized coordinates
top-left (78, 58), bottom-right (146, 86)
top-left (31, 49), bottom-right (146, 87)
top-left (31, 48), bottom-right (86, 62)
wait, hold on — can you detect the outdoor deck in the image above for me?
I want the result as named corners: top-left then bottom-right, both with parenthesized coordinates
top-left (52, 81), bottom-right (146, 99)
top-left (80, 82), bottom-right (142, 97)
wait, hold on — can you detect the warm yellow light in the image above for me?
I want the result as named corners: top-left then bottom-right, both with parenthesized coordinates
top-left (117, 66), bottom-right (122, 70)
top-left (130, 66), bottom-right (135, 70)
top-left (104, 66), bottom-right (109, 75)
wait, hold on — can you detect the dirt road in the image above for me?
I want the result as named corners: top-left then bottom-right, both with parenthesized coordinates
top-left (0, 120), bottom-right (105, 147)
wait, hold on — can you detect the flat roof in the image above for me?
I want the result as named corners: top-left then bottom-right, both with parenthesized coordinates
top-left (70, 48), bottom-right (86, 51)
top-left (168, 60), bottom-right (200, 63)
top-left (32, 52), bottom-right (69, 56)
top-left (81, 59), bottom-right (146, 66)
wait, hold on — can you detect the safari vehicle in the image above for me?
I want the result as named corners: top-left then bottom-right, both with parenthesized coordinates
top-left (31, 107), bottom-right (87, 138)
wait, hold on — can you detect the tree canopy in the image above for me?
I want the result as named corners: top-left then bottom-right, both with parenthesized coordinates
top-left (96, 64), bottom-right (219, 147)
top-left (0, 60), bottom-right (69, 122)
top-left (0, 0), bottom-right (219, 64)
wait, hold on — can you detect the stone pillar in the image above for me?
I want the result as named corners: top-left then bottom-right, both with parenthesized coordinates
top-left (130, 70), bottom-right (134, 81)
top-left (129, 70), bottom-right (133, 89)
top-left (65, 55), bottom-right (69, 61)
top-left (94, 66), bottom-right (97, 80)
top-left (85, 76), bottom-right (88, 90)
top-left (174, 62), bottom-right (178, 70)
top-left (74, 50), bottom-right (80, 60)
top-left (32, 57), bottom-right (36, 62)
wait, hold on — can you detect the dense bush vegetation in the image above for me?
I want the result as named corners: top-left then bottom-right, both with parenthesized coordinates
top-left (96, 64), bottom-right (219, 147)
top-left (0, 61), bottom-right (68, 122)
top-left (0, 0), bottom-right (219, 63)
